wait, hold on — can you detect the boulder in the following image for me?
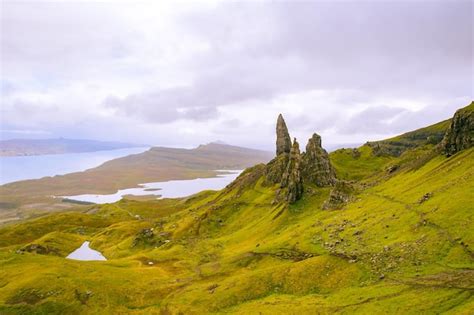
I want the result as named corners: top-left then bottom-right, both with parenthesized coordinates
top-left (323, 181), bottom-right (354, 210)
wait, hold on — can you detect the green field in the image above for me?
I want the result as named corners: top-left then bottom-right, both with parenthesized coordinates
top-left (0, 104), bottom-right (472, 314)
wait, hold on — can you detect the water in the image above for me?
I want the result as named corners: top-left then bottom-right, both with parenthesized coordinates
top-left (66, 241), bottom-right (107, 261)
top-left (0, 147), bottom-right (149, 185)
top-left (62, 170), bottom-right (242, 204)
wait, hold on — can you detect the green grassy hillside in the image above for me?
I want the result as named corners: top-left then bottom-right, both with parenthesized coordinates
top-left (0, 105), bottom-right (472, 314)
top-left (366, 118), bottom-right (451, 157)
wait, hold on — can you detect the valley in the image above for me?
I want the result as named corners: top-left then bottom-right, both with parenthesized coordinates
top-left (0, 102), bottom-right (472, 314)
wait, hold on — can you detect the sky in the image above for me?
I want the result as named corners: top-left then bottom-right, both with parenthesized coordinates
top-left (1, 0), bottom-right (472, 151)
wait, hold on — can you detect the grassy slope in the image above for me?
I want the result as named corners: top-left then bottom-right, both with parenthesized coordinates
top-left (0, 143), bottom-right (272, 223)
top-left (329, 145), bottom-right (395, 181)
top-left (329, 113), bottom-right (455, 182)
top-left (0, 142), bottom-right (472, 314)
top-left (366, 118), bottom-right (451, 157)
top-left (0, 104), bottom-right (472, 313)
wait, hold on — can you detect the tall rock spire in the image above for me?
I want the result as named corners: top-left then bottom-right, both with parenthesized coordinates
top-left (266, 114), bottom-right (337, 204)
top-left (301, 133), bottom-right (336, 187)
top-left (281, 138), bottom-right (304, 203)
top-left (276, 114), bottom-right (292, 156)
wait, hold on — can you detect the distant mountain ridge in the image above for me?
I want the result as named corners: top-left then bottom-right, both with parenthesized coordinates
top-left (0, 142), bottom-right (273, 222)
top-left (0, 138), bottom-right (144, 156)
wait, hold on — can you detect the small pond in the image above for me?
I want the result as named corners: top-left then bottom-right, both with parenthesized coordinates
top-left (66, 241), bottom-right (107, 261)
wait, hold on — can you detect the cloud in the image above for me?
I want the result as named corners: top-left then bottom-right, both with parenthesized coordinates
top-left (105, 1), bottom-right (472, 125)
top-left (338, 106), bottom-right (409, 134)
top-left (1, 1), bottom-right (472, 148)
top-left (337, 99), bottom-right (469, 138)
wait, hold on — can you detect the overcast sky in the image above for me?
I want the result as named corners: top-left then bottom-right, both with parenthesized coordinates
top-left (1, 0), bottom-right (472, 151)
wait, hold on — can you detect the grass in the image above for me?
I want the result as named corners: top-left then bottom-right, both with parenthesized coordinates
top-left (366, 118), bottom-right (452, 157)
top-left (0, 107), bottom-right (473, 314)
top-left (329, 145), bottom-right (395, 181)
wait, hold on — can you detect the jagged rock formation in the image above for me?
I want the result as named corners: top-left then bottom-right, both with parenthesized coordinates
top-left (301, 133), bottom-right (336, 187)
top-left (442, 102), bottom-right (474, 156)
top-left (280, 139), bottom-right (304, 203)
top-left (322, 181), bottom-right (354, 210)
top-left (276, 114), bottom-right (292, 156)
top-left (264, 153), bottom-right (289, 185)
top-left (264, 115), bottom-right (337, 204)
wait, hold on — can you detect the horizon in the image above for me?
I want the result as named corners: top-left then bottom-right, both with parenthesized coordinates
top-left (0, 2), bottom-right (473, 312)
top-left (0, 106), bottom-right (464, 152)
top-left (1, 0), bottom-right (472, 151)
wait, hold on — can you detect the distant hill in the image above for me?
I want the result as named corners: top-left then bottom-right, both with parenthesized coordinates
top-left (0, 142), bottom-right (273, 221)
top-left (0, 138), bottom-right (144, 156)
top-left (365, 118), bottom-right (452, 157)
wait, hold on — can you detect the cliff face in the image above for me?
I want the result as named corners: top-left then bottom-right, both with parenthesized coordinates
top-left (265, 115), bottom-right (336, 203)
top-left (442, 102), bottom-right (474, 157)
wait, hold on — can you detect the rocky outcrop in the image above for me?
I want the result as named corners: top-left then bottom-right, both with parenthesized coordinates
top-left (264, 153), bottom-right (289, 185)
top-left (280, 139), bottom-right (304, 203)
top-left (276, 114), bottom-right (292, 156)
top-left (301, 133), bottom-right (336, 187)
top-left (132, 228), bottom-right (170, 248)
top-left (442, 103), bottom-right (474, 156)
top-left (265, 114), bottom-right (338, 204)
top-left (18, 243), bottom-right (60, 256)
top-left (322, 181), bottom-right (354, 210)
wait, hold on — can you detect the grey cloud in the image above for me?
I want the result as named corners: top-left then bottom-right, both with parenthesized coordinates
top-left (108, 1), bottom-right (471, 124)
top-left (105, 57), bottom-right (308, 123)
top-left (338, 100), bottom-right (468, 136)
top-left (105, 84), bottom-right (224, 123)
top-left (184, 1), bottom-right (472, 97)
top-left (0, 80), bottom-right (16, 96)
top-left (1, 1), bottom-right (472, 147)
top-left (1, 2), bottom-right (139, 82)
top-left (338, 106), bottom-right (409, 134)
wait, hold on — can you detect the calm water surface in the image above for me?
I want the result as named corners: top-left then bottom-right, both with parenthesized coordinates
top-left (63, 170), bottom-right (242, 204)
top-left (66, 241), bottom-right (107, 261)
top-left (0, 147), bottom-right (149, 185)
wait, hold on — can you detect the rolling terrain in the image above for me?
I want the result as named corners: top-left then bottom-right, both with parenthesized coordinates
top-left (0, 103), bottom-right (472, 314)
top-left (0, 143), bottom-right (272, 223)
